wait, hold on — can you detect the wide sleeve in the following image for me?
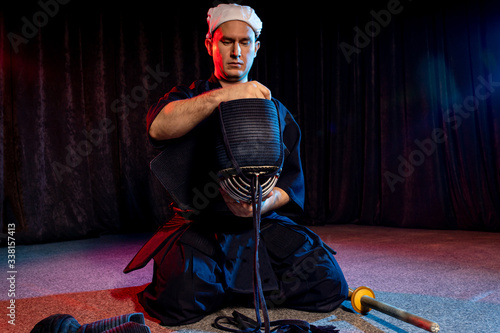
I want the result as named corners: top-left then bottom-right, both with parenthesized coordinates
top-left (274, 99), bottom-right (306, 214)
top-left (146, 85), bottom-right (196, 150)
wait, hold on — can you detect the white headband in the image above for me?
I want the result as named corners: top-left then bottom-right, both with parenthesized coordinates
top-left (206, 4), bottom-right (262, 39)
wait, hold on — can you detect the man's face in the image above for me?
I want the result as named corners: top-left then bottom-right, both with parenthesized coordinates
top-left (205, 20), bottom-right (260, 84)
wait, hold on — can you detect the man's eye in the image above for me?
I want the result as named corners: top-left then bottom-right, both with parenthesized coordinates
top-left (222, 41), bottom-right (231, 45)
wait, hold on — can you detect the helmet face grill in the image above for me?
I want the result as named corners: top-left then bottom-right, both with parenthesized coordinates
top-left (215, 99), bottom-right (284, 203)
top-left (218, 167), bottom-right (280, 202)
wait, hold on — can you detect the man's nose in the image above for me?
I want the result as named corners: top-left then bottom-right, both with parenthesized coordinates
top-left (232, 43), bottom-right (241, 57)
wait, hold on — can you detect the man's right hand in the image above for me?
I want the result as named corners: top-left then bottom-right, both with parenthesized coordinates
top-left (219, 80), bottom-right (271, 101)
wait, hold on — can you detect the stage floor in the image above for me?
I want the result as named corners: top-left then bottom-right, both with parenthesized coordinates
top-left (3, 224), bottom-right (500, 332)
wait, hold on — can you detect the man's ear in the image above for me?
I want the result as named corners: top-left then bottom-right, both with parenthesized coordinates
top-left (254, 40), bottom-right (260, 58)
top-left (205, 38), bottom-right (213, 56)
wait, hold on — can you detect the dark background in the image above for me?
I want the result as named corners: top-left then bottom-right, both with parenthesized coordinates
top-left (2, 0), bottom-right (499, 245)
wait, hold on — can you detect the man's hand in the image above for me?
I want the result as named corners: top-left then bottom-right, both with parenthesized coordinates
top-left (220, 186), bottom-right (289, 218)
top-left (219, 80), bottom-right (271, 100)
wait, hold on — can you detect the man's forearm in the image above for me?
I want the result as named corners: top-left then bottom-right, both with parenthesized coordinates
top-left (149, 81), bottom-right (272, 141)
top-left (149, 89), bottom-right (223, 140)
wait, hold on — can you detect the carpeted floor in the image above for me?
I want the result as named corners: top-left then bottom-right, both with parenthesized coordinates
top-left (1, 224), bottom-right (500, 333)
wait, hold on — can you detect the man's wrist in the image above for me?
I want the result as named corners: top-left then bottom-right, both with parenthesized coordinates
top-left (202, 87), bottom-right (224, 107)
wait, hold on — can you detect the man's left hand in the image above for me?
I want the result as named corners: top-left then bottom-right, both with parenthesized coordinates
top-left (220, 187), bottom-right (289, 218)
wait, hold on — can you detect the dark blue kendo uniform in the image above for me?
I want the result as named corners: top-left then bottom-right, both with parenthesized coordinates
top-left (124, 74), bottom-right (348, 326)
